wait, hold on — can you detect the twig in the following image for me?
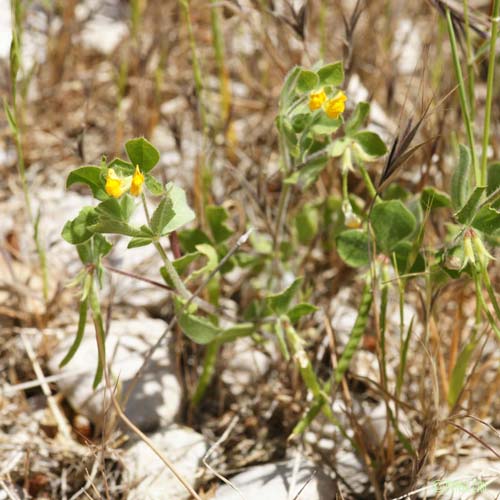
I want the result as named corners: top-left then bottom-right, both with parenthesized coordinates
top-left (0, 481), bottom-right (20, 500)
top-left (68, 459), bottom-right (100, 500)
top-left (202, 415), bottom-right (245, 499)
top-left (20, 332), bottom-right (72, 441)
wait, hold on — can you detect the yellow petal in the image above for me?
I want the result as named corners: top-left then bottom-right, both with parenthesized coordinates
top-left (130, 165), bottom-right (145, 197)
top-left (324, 91), bottom-right (347, 119)
top-left (105, 168), bottom-right (125, 198)
top-left (308, 88), bottom-right (327, 111)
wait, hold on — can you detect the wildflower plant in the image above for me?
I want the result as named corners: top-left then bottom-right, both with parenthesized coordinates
top-left (61, 137), bottom-right (251, 389)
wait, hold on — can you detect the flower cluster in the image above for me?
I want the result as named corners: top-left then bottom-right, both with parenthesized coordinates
top-left (308, 88), bottom-right (347, 119)
top-left (105, 165), bottom-right (145, 198)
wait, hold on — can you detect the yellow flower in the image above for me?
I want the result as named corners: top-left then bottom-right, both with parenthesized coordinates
top-left (105, 168), bottom-right (126, 198)
top-left (130, 165), bottom-right (145, 197)
top-left (308, 88), bottom-right (327, 111)
top-left (324, 90), bottom-right (347, 119)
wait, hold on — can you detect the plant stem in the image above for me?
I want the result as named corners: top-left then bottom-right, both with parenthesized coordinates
top-left (209, 0), bottom-right (230, 124)
top-left (358, 164), bottom-right (378, 200)
top-left (463, 0), bottom-right (476, 120)
top-left (141, 193), bottom-right (190, 300)
top-left (480, 0), bottom-right (500, 185)
top-left (445, 7), bottom-right (480, 185)
top-left (179, 0), bottom-right (207, 132)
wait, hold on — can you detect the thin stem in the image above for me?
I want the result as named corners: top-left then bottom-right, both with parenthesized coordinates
top-left (445, 7), bottom-right (480, 185)
top-left (140, 193), bottom-right (190, 300)
top-left (463, 0), bottom-right (476, 120)
top-left (358, 164), bottom-right (378, 200)
top-left (154, 242), bottom-right (190, 299)
top-left (209, 0), bottom-right (230, 123)
top-left (480, 0), bottom-right (500, 185)
top-left (179, 0), bottom-right (207, 132)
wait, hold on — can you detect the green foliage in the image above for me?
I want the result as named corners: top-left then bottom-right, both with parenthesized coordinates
top-left (62, 207), bottom-right (99, 244)
top-left (66, 166), bottom-right (107, 200)
top-left (336, 229), bottom-right (370, 267)
top-left (287, 303), bottom-right (318, 324)
top-left (294, 203), bottom-right (319, 244)
top-left (472, 206), bottom-right (500, 233)
top-left (345, 102), bottom-right (370, 135)
top-left (161, 183), bottom-right (196, 235)
top-left (317, 62), bottom-right (344, 86)
top-left (455, 186), bottom-right (486, 224)
top-left (296, 69), bottom-right (319, 93)
top-left (420, 187), bottom-right (452, 210)
top-left (451, 144), bottom-right (471, 211)
top-left (125, 137), bottom-right (160, 173)
top-left (206, 205), bottom-right (233, 243)
top-left (267, 277), bottom-right (303, 315)
top-left (353, 131), bottom-right (387, 157)
top-left (151, 197), bottom-right (175, 235)
top-left (371, 200), bottom-right (416, 253)
top-left (178, 311), bottom-right (221, 344)
top-left (448, 341), bottom-right (477, 407)
top-left (59, 296), bottom-right (88, 368)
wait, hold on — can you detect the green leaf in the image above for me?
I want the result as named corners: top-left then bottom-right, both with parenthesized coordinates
top-left (173, 252), bottom-right (201, 275)
top-left (296, 69), bottom-right (319, 93)
top-left (392, 241), bottom-right (425, 275)
top-left (107, 157), bottom-right (133, 172)
top-left (3, 99), bottom-right (17, 132)
top-left (88, 282), bottom-right (106, 389)
top-left (178, 312), bottom-right (220, 344)
top-left (448, 341), bottom-right (477, 406)
top-left (471, 205), bottom-right (500, 233)
top-left (206, 205), bottom-right (233, 243)
top-left (317, 61), bottom-right (344, 86)
top-left (160, 252), bottom-right (200, 287)
top-left (328, 138), bottom-right (350, 158)
top-left (291, 113), bottom-right (313, 133)
top-left (96, 198), bottom-right (126, 220)
top-left (59, 298), bottom-right (88, 367)
top-left (89, 219), bottom-right (143, 237)
top-left (62, 207), bottom-right (98, 244)
top-left (127, 237), bottom-right (153, 248)
top-left (336, 229), bottom-right (370, 267)
top-left (353, 131), bottom-right (387, 157)
top-left (287, 303), bottom-right (318, 323)
top-left (66, 166), bottom-right (107, 200)
top-left (150, 197), bottom-right (175, 235)
top-left (371, 200), bottom-right (416, 253)
top-left (178, 228), bottom-right (211, 253)
top-left (189, 244), bottom-right (219, 280)
top-left (161, 183), bottom-right (196, 235)
top-left (218, 323), bottom-right (256, 343)
top-left (310, 113), bottom-right (342, 135)
top-left (125, 137), bottom-right (160, 173)
top-left (451, 144), bottom-right (471, 211)
top-left (145, 174), bottom-right (164, 195)
top-left (455, 186), bottom-right (486, 225)
top-left (279, 66), bottom-right (301, 109)
top-left (345, 101), bottom-right (370, 135)
top-left (267, 277), bottom-right (303, 315)
top-left (420, 187), bottom-right (452, 210)
top-left (93, 233), bottom-right (113, 258)
top-left (284, 156), bottom-right (328, 189)
top-left (76, 241), bottom-right (93, 264)
top-left (295, 204), bottom-right (319, 245)
top-left (121, 195), bottom-right (136, 220)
